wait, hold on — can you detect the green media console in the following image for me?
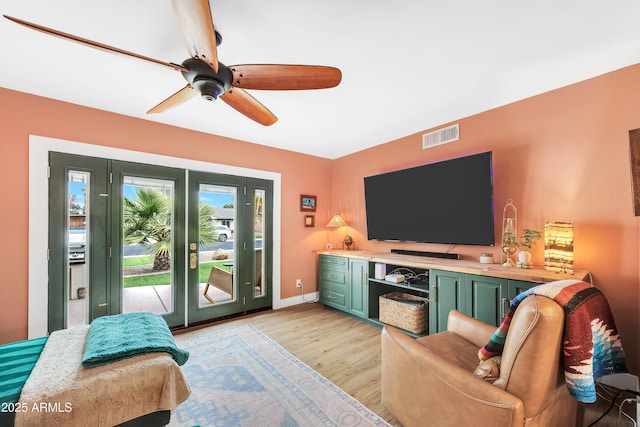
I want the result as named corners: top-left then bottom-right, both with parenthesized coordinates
top-left (318, 250), bottom-right (588, 336)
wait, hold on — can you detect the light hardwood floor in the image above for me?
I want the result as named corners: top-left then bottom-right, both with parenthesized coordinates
top-left (175, 302), bottom-right (402, 426)
top-left (175, 302), bottom-right (633, 427)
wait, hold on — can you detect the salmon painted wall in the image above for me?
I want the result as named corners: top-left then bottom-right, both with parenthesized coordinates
top-left (2, 64), bottom-right (640, 374)
top-left (331, 64), bottom-right (640, 374)
top-left (0, 87), bottom-right (332, 343)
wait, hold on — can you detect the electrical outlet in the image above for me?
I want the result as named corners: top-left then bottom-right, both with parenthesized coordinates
top-left (296, 279), bottom-right (302, 288)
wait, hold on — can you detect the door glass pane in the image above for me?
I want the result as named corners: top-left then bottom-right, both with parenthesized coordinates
top-left (122, 176), bottom-right (175, 314)
top-left (254, 189), bottom-right (266, 298)
top-left (67, 171), bottom-right (90, 328)
top-left (199, 184), bottom-right (237, 307)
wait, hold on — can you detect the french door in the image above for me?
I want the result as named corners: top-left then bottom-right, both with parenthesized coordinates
top-left (48, 152), bottom-right (272, 332)
top-left (49, 154), bottom-right (111, 331)
top-left (111, 161), bottom-right (186, 327)
top-left (187, 172), bottom-right (272, 325)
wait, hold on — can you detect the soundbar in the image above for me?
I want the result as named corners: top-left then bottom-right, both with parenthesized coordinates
top-left (390, 249), bottom-right (461, 260)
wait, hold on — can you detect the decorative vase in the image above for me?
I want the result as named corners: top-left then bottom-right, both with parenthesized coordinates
top-left (501, 244), bottom-right (516, 267)
top-left (517, 250), bottom-right (532, 268)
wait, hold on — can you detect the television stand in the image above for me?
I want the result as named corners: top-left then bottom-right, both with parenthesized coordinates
top-left (317, 250), bottom-right (589, 336)
top-left (390, 249), bottom-right (460, 260)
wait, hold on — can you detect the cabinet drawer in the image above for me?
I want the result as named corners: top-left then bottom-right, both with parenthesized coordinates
top-left (320, 280), bottom-right (347, 294)
top-left (319, 255), bottom-right (348, 270)
top-left (320, 268), bottom-right (347, 286)
top-left (320, 288), bottom-right (347, 308)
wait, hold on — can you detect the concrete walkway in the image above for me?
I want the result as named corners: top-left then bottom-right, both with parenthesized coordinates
top-left (67, 253), bottom-right (237, 327)
top-left (123, 283), bottom-right (233, 313)
top-left (68, 283), bottom-right (232, 327)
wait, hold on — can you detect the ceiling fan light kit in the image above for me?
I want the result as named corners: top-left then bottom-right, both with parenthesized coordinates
top-left (3, 0), bottom-right (341, 126)
top-left (182, 58), bottom-right (232, 101)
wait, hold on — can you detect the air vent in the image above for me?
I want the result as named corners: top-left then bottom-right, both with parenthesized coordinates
top-left (422, 123), bottom-right (459, 149)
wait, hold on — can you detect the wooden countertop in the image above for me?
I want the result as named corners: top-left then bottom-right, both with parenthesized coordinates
top-left (317, 250), bottom-right (589, 283)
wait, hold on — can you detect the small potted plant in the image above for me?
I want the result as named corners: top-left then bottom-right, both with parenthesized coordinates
top-left (517, 228), bottom-right (542, 268)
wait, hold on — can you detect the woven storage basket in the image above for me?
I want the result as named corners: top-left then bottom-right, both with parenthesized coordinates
top-left (379, 292), bottom-right (429, 334)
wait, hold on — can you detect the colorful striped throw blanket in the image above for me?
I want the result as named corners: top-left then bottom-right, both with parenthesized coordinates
top-left (478, 280), bottom-right (627, 403)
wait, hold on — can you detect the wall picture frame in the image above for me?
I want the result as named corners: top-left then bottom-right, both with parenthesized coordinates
top-left (304, 215), bottom-right (315, 227)
top-left (629, 128), bottom-right (640, 216)
top-left (300, 194), bottom-right (316, 212)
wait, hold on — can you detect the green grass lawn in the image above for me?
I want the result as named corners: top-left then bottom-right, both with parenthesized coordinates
top-left (123, 260), bottom-right (231, 288)
top-left (123, 255), bottom-right (154, 267)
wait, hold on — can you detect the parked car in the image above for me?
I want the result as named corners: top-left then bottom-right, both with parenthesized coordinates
top-left (212, 225), bottom-right (231, 242)
top-left (69, 227), bottom-right (86, 264)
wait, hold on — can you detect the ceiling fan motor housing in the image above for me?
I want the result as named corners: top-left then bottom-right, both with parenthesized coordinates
top-left (181, 58), bottom-right (232, 101)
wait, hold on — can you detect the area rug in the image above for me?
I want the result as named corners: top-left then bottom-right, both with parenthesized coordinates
top-left (169, 324), bottom-right (390, 427)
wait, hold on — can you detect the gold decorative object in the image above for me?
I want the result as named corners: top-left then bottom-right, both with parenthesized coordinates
top-left (501, 199), bottom-right (518, 267)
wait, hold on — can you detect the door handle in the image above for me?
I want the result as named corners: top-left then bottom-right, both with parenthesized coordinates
top-left (501, 298), bottom-right (509, 318)
top-left (189, 253), bottom-right (197, 269)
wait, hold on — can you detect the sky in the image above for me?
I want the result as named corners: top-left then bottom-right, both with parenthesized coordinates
top-left (68, 182), bottom-right (234, 210)
top-left (199, 192), bottom-right (234, 208)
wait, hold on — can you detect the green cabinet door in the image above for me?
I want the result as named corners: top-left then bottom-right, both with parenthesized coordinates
top-left (467, 274), bottom-right (508, 326)
top-left (507, 280), bottom-right (538, 301)
top-left (318, 254), bottom-right (543, 335)
top-left (348, 258), bottom-right (368, 318)
top-left (319, 255), bottom-right (349, 310)
top-left (429, 270), bottom-right (466, 334)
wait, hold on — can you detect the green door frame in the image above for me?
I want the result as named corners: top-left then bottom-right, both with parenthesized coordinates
top-left (110, 160), bottom-right (186, 328)
top-left (243, 178), bottom-right (273, 312)
top-left (48, 152), bottom-right (110, 332)
top-left (187, 172), bottom-right (273, 325)
top-left (50, 152), bottom-right (272, 331)
top-left (49, 153), bottom-right (187, 330)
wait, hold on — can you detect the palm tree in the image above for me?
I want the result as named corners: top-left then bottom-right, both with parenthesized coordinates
top-left (123, 187), bottom-right (216, 271)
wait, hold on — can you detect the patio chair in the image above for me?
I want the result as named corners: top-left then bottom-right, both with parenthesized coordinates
top-left (203, 266), bottom-right (233, 304)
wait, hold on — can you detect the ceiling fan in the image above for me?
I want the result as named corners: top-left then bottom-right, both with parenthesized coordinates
top-left (3, 0), bottom-right (342, 126)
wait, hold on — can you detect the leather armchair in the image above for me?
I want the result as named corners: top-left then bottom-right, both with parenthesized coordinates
top-left (381, 295), bottom-right (577, 427)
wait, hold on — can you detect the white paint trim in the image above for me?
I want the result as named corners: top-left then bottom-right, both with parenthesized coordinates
top-left (28, 135), bottom-right (283, 338)
top-left (278, 292), bottom-right (320, 308)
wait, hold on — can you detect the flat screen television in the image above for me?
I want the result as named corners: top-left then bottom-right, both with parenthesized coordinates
top-left (364, 151), bottom-right (495, 246)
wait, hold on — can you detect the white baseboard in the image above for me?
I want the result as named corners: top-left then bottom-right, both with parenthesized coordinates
top-left (275, 292), bottom-right (320, 309)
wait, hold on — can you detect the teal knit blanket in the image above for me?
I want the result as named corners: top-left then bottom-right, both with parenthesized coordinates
top-left (82, 312), bottom-right (189, 368)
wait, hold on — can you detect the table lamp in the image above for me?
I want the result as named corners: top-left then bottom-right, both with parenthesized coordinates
top-left (544, 222), bottom-right (574, 274)
top-left (326, 214), bottom-right (353, 250)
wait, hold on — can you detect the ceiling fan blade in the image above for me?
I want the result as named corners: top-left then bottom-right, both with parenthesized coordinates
top-left (220, 88), bottom-right (277, 126)
top-left (229, 65), bottom-right (342, 90)
top-left (171, 0), bottom-right (219, 73)
top-left (147, 85), bottom-right (198, 114)
top-left (3, 15), bottom-right (188, 73)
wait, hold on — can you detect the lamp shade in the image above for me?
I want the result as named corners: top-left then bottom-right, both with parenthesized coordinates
top-left (326, 214), bottom-right (348, 228)
top-left (544, 222), bottom-right (574, 274)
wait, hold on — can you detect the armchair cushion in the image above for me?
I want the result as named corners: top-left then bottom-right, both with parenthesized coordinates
top-left (416, 331), bottom-right (480, 373)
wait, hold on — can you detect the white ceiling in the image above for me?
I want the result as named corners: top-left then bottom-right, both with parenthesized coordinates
top-left (2, 1), bottom-right (640, 159)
